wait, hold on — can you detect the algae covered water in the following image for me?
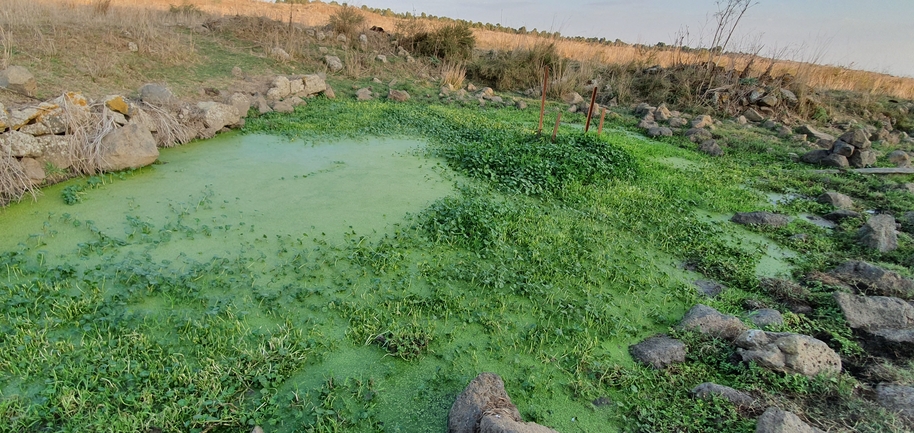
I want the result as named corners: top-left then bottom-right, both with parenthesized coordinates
top-left (1, 101), bottom-right (798, 432)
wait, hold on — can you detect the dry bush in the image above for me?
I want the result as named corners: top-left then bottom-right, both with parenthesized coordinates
top-left (327, 5), bottom-right (365, 36)
top-left (0, 153), bottom-right (37, 205)
top-left (440, 61), bottom-right (466, 90)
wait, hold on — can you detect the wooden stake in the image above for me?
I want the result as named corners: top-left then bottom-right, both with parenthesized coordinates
top-left (551, 113), bottom-right (561, 143)
top-left (537, 68), bottom-right (549, 135)
top-left (584, 86), bottom-right (598, 133)
top-left (597, 108), bottom-right (607, 135)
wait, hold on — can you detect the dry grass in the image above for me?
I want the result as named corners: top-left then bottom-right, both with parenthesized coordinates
top-left (0, 152), bottom-right (37, 205)
top-left (440, 62), bottom-right (466, 90)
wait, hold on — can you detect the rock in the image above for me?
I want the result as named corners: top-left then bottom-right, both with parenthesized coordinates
top-left (336, 34), bottom-right (347, 43)
top-left (128, 42), bottom-right (139, 52)
top-left (7, 107), bottom-right (41, 131)
top-left (251, 426), bottom-right (264, 433)
top-left (406, 55), bottom-right (416, 63)
top-left (266, 76), bottom-right (292, 101)
top-left (780, 89), bottom-right (798, 106)
top-left (735, 331), bottom-right (842, 377)
top-left (857, 214), bottom-right (897, 253)
top-left (691, 115), bottom-right (713, 129)
top-left (699, 140), bottom-right (723, 156)
top-left (755, 407), bottom-right (824, 433)
top-left (833, 292), bottom-right (914, 330)
top-left (888, 150), bottom-right (911, 167)
top-left (633, 103), bottom-right (654, 117)
top-left (376, 54), bottom-right (388, 63)
top-left (800, 149), bottom-right (830, 164)
top-left (253, 94), bottom-right (272, 114)
top-left (316, 31), bottom-right (326, 41)
top-left (286, 96), bottom-right (305, 107)
top-left (231, 66), bottom-right (244, 79)
top-left (748, 309), bottom-right (784, 329)
top-left (820, 153), bottom-right (849, 168)
top-left (839, 129), bottom-right (871, 149)
top-left (388, 89), bottom-right (410, 102)
top-left (685, 127), bottom-right (712, 143)
top-left (694, 280), bottom-right (726, 298)
top-left (272, 100), bottom-right (294, 113)
top-left (690, 383), bottom-right (754, 406)
top-left (98, 122), bottom-right (159, 171)
top-left (139, 83), bottom-right (175, 106)
top-left (270, 47), bottom-right (292, 61)
top-left (654, 105), bottom-right (672, 121)
top-left (867, 328), bottom-right (914, 357)
top-left (823, 209), bottom-right (862, 222)
top-left (668, 117), bottom-right (688, 128)
top-left (629, 335), bottom-right (687, 369)
top-left (638, 116), bottom-right (658, 129)
top-left (817, 192), bottom-right (853, 209)
top-left (830, 140), bottom-right (855, 157)
top-left (797, 125), bottom-right (835, 142)
top-left (647, 127), bottom-right (673, 138)
top-left (479, 415), bottom-right (559, 433)
top-left (758, 94), bottom-right (779, 107)
top-left (324, 55), bottom-right (343, 73)
top-left (848, 149), bottom-right (876, 168)
top-left (448, 373), bottom-right (522, 433)
top-left (562, 92), bottom-right (584, 105)
top-left (287, 78), bottom-right (305, 95)
top-left (19, 157), bottom-right (46, 184)
top-left (323, 85), bottom-right (336, 99)
top-left (831, 261), bottom-right (914, 299)
top-left (744, 108), bottom-right (765, 122)
top-left (105, 95), bottom-right (131, 115)
top-left (355, 88), bottom-right (373, 101)
top-left (227, 93), bottom-right (252, 118)
top-left (515, 100), bottom-right (527, 110)
top-left (19, 121), bottom-right (52, 137)
top-left (35, 135), bottom-right (73, 170)
top-left (197, 102), bottom-right (241, 133)
top-left (876, 384), bottom-right (914, 419)
top-left (466, 83), bottom-right (478, 92)
top-left (679, 304), bottom-right (748, 341)
top-left (0, 66), bottom-right (37, 97)
top-left (359, 34), bottom-right (368, 45)
top-left (731, 211), bottom-right (790, 228)
top-left (0, 130), bottom-right (42, 157)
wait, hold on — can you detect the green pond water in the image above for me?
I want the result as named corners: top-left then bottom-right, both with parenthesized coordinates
top-left (0, 127), bottom-right (798, 432)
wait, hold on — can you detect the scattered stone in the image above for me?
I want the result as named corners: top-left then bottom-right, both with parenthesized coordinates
top-left (227, 93), bottom-right (252, 118)
top-left (735, 330), bottom-right (842, 377)
top-left (654, 105), bottom-right (672, 121)
top-left (691, 115), bottom-right (713, 129)
top-left (888, 150), bottom-right (911, 167)
top-left (104, 95), bottom-right (131, 115)
top-left (324, 55), bottom-right (343, 73)
top-left (839, 129), bottom-right (871, 149)
top-left (272, 100), bottom-right (294, 113)
top-left (755, 407), bottom-right (824, 433)
top-left (848, 149), bottom-right (877, 168)
top-left (98, 122), bottom-right (159, 171)
top-left (780, 89), bottom-right (798, 106)
top-left (316, 31), bottom-right (326, 41)
top-left (638, 115), bottom-right (658, 129)
top-left (355, 88), bottom-right (373, 101)
top-left (254, 94), bottom-right (272, 114)
top-left (857, 214), bottom-right (897, 253)
top-left (758, 94), bottom-right (778, 107)
top-left (0, 66), bottom-right (37, 97)
top-left (831, 140), bottom-right (855, 157)
top-left (629, 335), bottom-right (687, 369)
top-left (139, 83), bottom-right (175, 106)
top-left (197, 101), bottom-right (241, 134)
top-left (466, 83), bottom-right (478, 92)
top-left (800, 149), bottom-right (830, 164)
top-left (876, 384), bottom-right (914, 419)
top-left (748, 309), bottom-right (784, 329)
top-left (301, 74), bottom-right (328, 96)
top-left (647, 127), bottom-right (673, 138)
top-left (359, 34), bottom-right (368, 45)
top-left (376, 54), bottom-right (388, 63)
top-left (817, 191), bottom-right (853, 209)
top-left (286, 96), bottom-right (305, 107)
top-left (388, 89), bottom-right (410, 102)
top-left (633, 103), bottom-right (654, 117)
top-left (231, 66), bottom-right (244, 79)
top-left (699, 139), bottom-right (723, 156)
top-left (19, 157), bottom-right (46, 184)
top-left (515, 100), bottom-right (527, 110)
top-left (743, 108), bottom-right (765, 122)
top-left (833, 292), bottom-right (914, 330)
top-left (448, 373), bottom-right (523, 433)
top-left (128, 42), bottom-right (139, 52)
top-left (679, 304), bottom-right (748, 341)
top-left (797, 125), bottom-right (835, 142)
top-left (270, 47), bottom-right (291, 61)
top-left (831, 261), bottom-right (914, 299)
top-left (694, 280), bottom-right (725, 298)
top-left (685, 127), bottom-right (712, 143)
top-left (690, 383), bottom-right (754, 406)
top-left (731, 211), bottom-right (790, 228)
top-left (323, 85), bottom-right (336, 99)
top-left (562, 92), bottom-right (584, 105)
top-left (821, 153), bottom-right (850, 168)
top-left (668, 117), bottom-right (688, 128)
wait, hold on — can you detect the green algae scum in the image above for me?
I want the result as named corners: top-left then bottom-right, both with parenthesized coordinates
top-left (2, 100), bottom-right (796, 432)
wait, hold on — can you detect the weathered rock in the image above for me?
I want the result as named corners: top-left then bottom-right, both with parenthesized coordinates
top-left (679, 304), bottom-right (748, 341)
top-left (388, 89), bottom-right (410, 102)
top-left (98, 122), bottom-right (159, 171)
top-left (857, 214), bottom-right (897, 253)
top-left (797, 125), bottom-right (835, 142)
top-left (336, 33), bottom-right (348, 43)
top-left (563, 92), bottom-right (584, 105)
top-left (691, 115), bottom-right (714, 129)
top-left (287, 78), bottom-right (305, 95)
top-left (286, 96), bottom-right (305, 107)
top-left (830, 140), bottom-right (855, 157)
top-left (653, 105), bottom-right (672, 122)
top-left (355, 88), bottom-right (373, 101)
top-left (301, 74), bottom-right (327, 96)
top-left (323, 85), bottom-right (336, 99)
top-left (668, 117), bottom-right (688, 128)
top-left (515, 100), bottom-right (527, 110)
top-left (817, 192), bottom-right (853, 209)
top-left (691, 383), bottom-right (754, 406)
top-left (19, 157), bottom-right (46, 184)
top-left (780, 88), bottom-right (798, 106)
top-left (731, 211), bottom-right (789, 227)
top-left (629, 335), bottom-right (687, 369)
top-left (848, 149), bottom-right (877, 168)
top-left (270, 47), bottom-right (292, 61)
top-left (0, 66), bottom-right (37, 97)
top-left (888, 150), bottom-right (911, 167)
top-left (685, 127), bottom-right (712, 143)
top-left (231, 66), bottom-right (244, 79)
top-left (139, 83), bottom-right (175, 106)
top-left (0, 130), bottom-right (42, 157)
top-left (254, 94), bottom-right (272, 114)
top-left (227, 93), bottom-right (252, 118)
top-left (633, 103), bottom-right (654, 117)
top-left (831, 261), bottom-right (914, 299)
top-left (755, 407), bottom-right (824, 433)
top-left (876, 384), bottom-right (914, 419)
top-left (272, 100), bottom-right (294, 113)
top-left (479, 414), bottom-right (559, 433)
top-left (35, 135), bottom-right (73, 170)
top-left (266, 76), bottom-right (292, 100)
top-left (197, 101), bottom-right (241, 135)
top-left (448, 373), bottom-right (522, 433)
top-left (324, 55), bottom-right (343, 73)
top-left (105, 95), bottom-right (131, 115)
top-left (375, 54), bottom-right (388, 63)
top-left (839, 129), bottom-right (871, 149)
top-left (744, 108), bottom-right (765, 122)
top-left (736, 331), bottom-right (842, 377)
top-left (758, 94), bottom-right (779, 107)
top-left (694, 280), bottom-right (725, 298)
top-left (820, 153), bottom-right (849, 168)
top-left (748, 309), bottom-right (784, 329)
top-left (833, 292), bottom-right (914, 330)
top-left (800, 149), bottom-right (830, 164)
top-left (638, 116), bottom-right (658, 129)
top-left (700, 139), bottom-right (723, 156)
top-left (647, 127), bottom-right (673, 138)
top-left (824, 209), bottom-right (860, 224)
top-left (867, 328), bottom-right (914, 357)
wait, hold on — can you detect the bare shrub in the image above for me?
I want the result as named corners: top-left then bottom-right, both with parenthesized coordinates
top-left (0, 153), bottom-right (37, 205)
top-left (409, 22), bottom-right (475, 61)
top-left (327, 5), bottom-right (365, 36)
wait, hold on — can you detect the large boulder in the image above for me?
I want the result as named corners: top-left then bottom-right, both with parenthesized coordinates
top-left (679, 304), bottom-right (748, 341)
top-left (731, 211), bottom-right (790, 228)
top-left (755, 408), bottom-right (824, 433)
top-left (197, 101), bottom-right (241, 136)
top-left (833, 292), bottom-right (914, 330)
top-left (301, 74), bottom-right (327, 96)
top-left (479, 415), bottom-right (559, 433)
top-left (839, 129), bottom-right (871, 149)
top-left (0, 66), bottom-right (37, 97)
top-left (448, 373), bottom-right (522, 433)
top-left (800, 149), bottom-right (830, 165)
top-left (848, 149), bottom-right (877, 168)
top-left (831, 261), bottom-right (914, 299)
top-left (35, 135), bottom-right (74, 170)
top-left (857, 214), bottom-right (897, 253)
top-left (98, 122), bottom-right (159, 171)
top-left (691, 383), bottom-right (754, 406)
top-left (0, 130), bottom-right (42, 157)
top-left (139, 83), bottom-right (176, 106)
top-left (699, 140), bottom-right (723, 156)
top-left (744, 108), bottom-right (765, 122)
top-left (685, 127), bottom-right (713, 143)
top-left (820, 153), bottom-right (849, 168)
top-left (226, 93), bottom-right (252, 118)
top-left (830, 140), bottom-right (855, 157)
top-left (629, 335), bottom-right (686, 369)
top-left (748, 309), bottom-right (784, 329)
top-left (817, 192), bottom-right (853, 210)
top-left (19, 157), bottom-right (46, 185)
top-left (563, 92), bottom-right (584, 105)
top-left (876, 384), bottom-right (914, 419)
top-left (735, 330), bottom-right (841, 377)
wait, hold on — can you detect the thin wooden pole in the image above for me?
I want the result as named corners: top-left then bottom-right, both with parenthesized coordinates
top-left (537, 68), bottom-right (549, 135)
top-left (584, 86), bottom-right (598, 133)
top-left (597, 108), bottom-right (607, 135)
top-left (551, 113), bottom-right (561, 143)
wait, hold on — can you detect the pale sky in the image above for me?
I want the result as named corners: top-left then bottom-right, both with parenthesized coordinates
top-left (348, 0), bottom-right (914, 77)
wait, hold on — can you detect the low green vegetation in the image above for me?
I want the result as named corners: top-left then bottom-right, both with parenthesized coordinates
top-left (1, 99), bottom-right (912, 432)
